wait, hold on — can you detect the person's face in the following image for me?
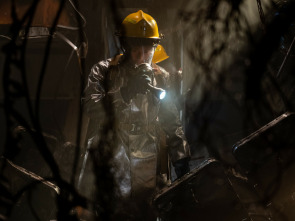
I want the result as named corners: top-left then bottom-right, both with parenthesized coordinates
top-left (130, 45), bottom-right (155, 66)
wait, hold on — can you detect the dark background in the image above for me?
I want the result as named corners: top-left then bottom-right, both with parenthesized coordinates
top-left (1, 0), bottom-right (295, 220)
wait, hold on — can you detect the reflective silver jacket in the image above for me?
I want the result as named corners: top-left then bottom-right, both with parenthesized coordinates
top-left (83, 55), bottom-right (190, 197)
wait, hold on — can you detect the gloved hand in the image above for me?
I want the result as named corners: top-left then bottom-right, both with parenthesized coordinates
top-left (120, 65), bottom-right (152, 103)
top-left (174, 157), bottom-right (190, 179)
top-left (136, 63), bottom-right (153, 75)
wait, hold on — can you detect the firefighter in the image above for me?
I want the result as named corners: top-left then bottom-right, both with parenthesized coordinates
top-left (82, 9), bottom-right (190, 218)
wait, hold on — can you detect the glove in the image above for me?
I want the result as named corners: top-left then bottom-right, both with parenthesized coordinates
top-left (174, 157), bottom-right (190, 179)
top-left (136, 63), bottom-right (153, 75)
top-left (120, 66), bottom-right (152, 103)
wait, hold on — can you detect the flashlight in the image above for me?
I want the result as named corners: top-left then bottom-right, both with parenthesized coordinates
top-left (136, 63), bottom-right (166, 100)
top-left (147, 84), bottom-right (166, 100)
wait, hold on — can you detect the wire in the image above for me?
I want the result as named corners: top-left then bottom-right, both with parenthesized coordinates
top-left (276, 33), bottom-right (295, 78)
top-left (55, 31), bottom-right (78, 51)
top-left (57, 25), bottom-right (79, 30)
top-left (3, 157), bottom-right (60, 194)
top-left (54, 0), bottom-right (86, 30)
top-left (0, 35), bottom-right (12, 40)
top-left (256, 0), bottom-right (266, 30)
top-left (67, 0), bottom-right (86, 28)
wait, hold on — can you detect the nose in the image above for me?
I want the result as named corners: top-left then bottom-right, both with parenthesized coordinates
top-left (135, 50), bottom-right (144, 60)
top-left (132, 48), bottom-right (145, 65)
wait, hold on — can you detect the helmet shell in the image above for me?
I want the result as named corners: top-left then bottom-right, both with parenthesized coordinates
top-left (152, 44), bottom-right (169, 63)
top-left (120, 10), bottom-right (161, 39)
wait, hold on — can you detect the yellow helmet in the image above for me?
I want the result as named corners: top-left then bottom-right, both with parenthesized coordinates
top-left (152, 44), bottom-right (169, 63)
top-left (119, 10), bottom-right (162, 39)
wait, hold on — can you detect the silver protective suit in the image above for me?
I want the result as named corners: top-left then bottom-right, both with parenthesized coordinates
top-left (82, 55), bottom-right (190, 198)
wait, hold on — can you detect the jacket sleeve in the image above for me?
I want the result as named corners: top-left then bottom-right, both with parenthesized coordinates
top-left (82, 60), bottom-right (109, 119)
top-left (82, 58), bottom-right (126, 138)
top-left (82, 60), bottom-right (110, 139)
top-left (156, 66), bottom-right (191, 164)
